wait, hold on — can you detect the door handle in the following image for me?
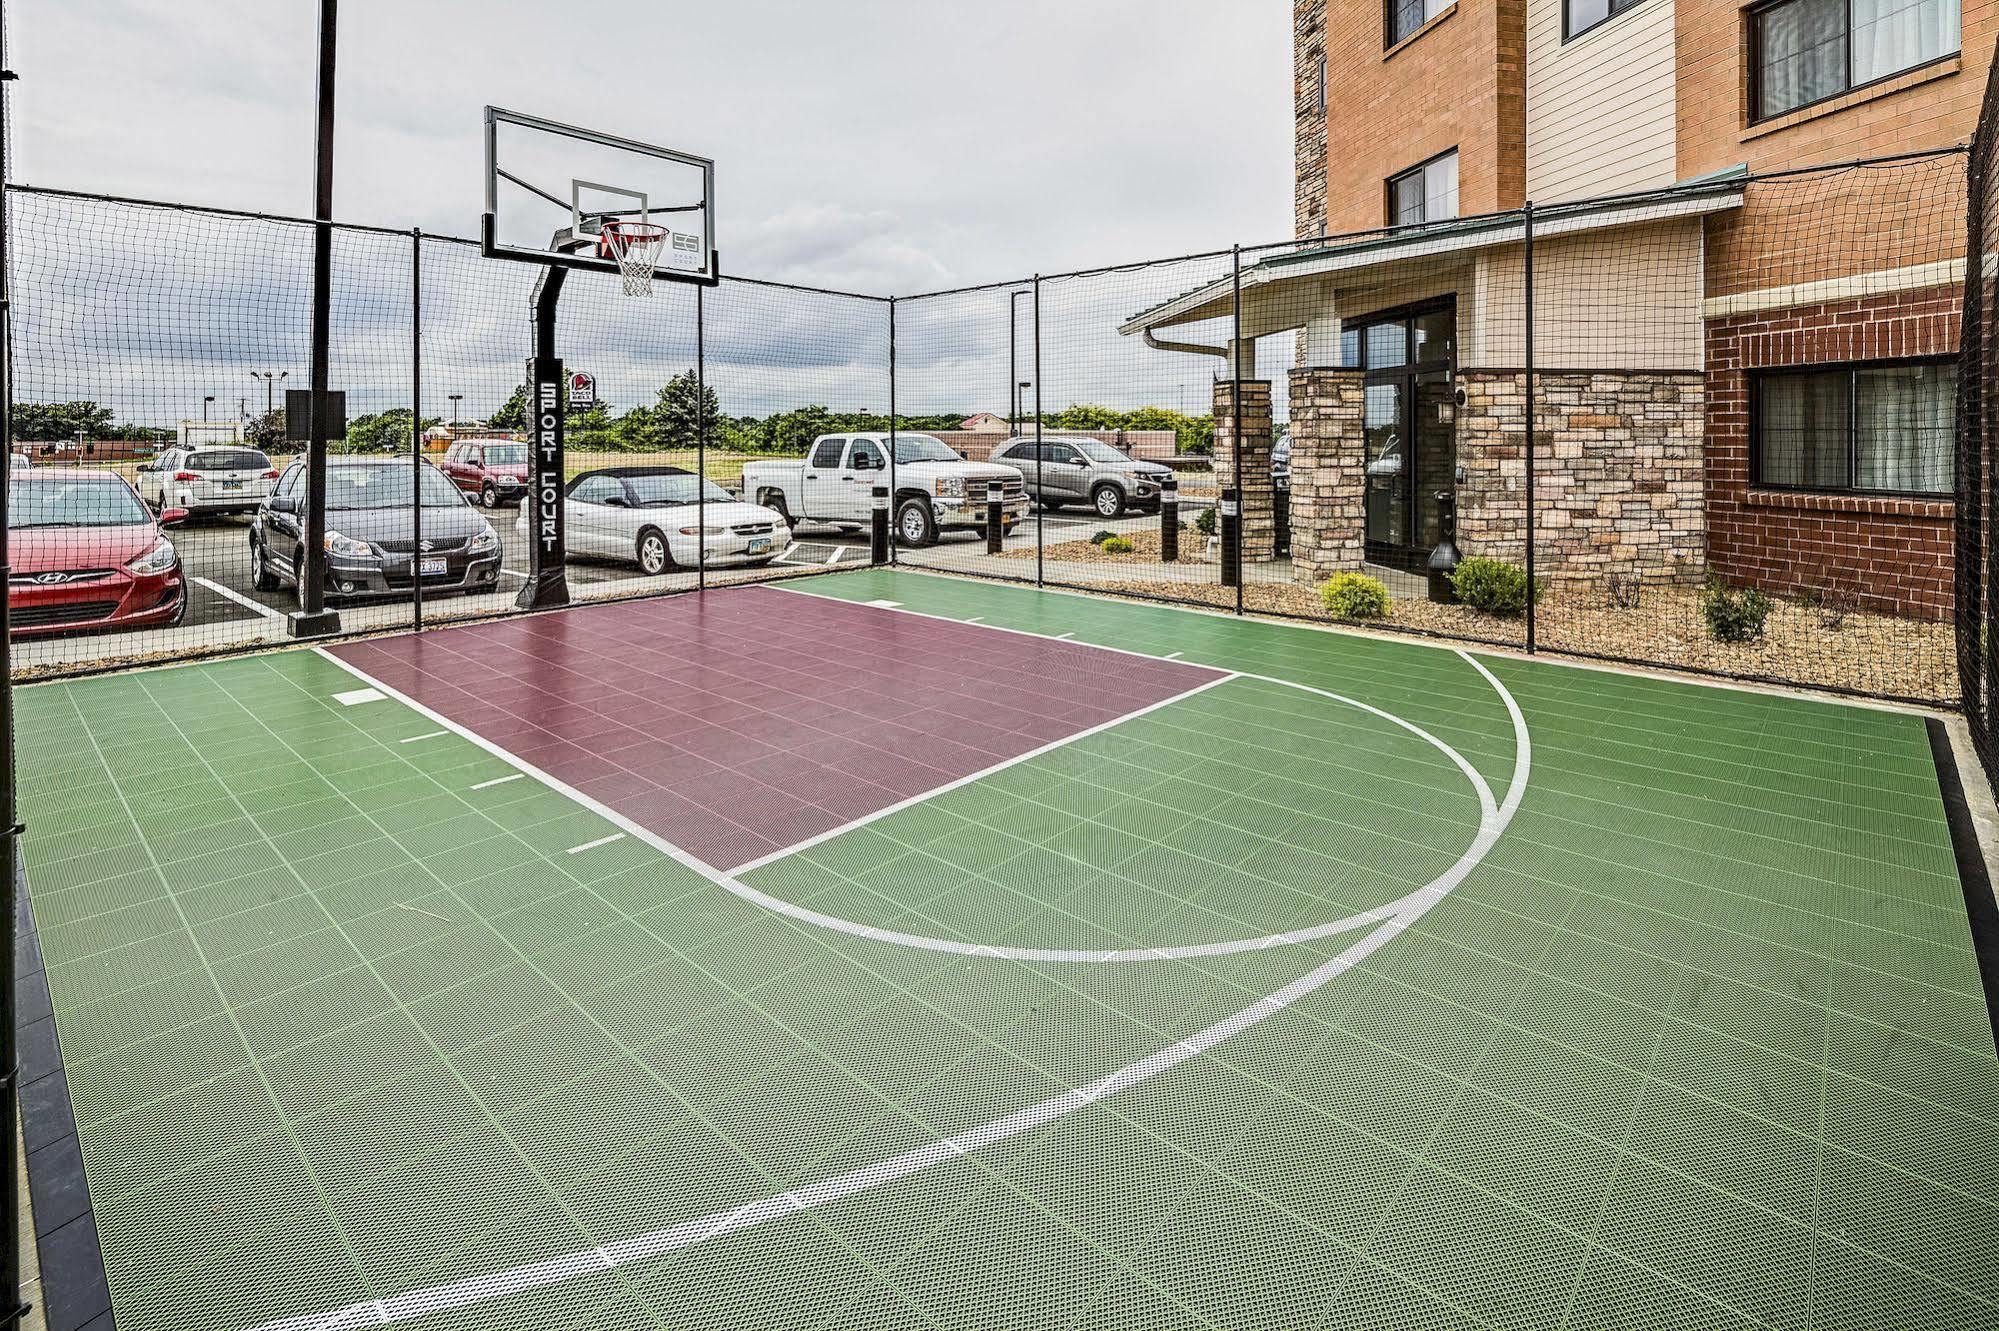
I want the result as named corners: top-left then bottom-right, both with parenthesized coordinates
top-left (806, 474), bottom-right (818, 480)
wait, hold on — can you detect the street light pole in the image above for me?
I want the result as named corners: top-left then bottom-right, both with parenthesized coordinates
top-left (449, 393), bottom-right (462, 430)
top-left (251, 370), bottom-right (287, 416)
top-left (202, 396), bottom-right (214, 423)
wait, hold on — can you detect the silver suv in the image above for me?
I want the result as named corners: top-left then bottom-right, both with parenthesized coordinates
top-left (986, 435), bottom-right (1176, 519)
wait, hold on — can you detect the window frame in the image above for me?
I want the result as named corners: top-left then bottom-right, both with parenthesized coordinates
top-left (1385, 0), bottom-right (1453, 46)
top-left (1748, 355), bottom-right (1957, 498)
top-left (1385, 149), bottom-right (1459, 229)
top-left (1563, 0), bottom-right (1652, 42)
top-left (1746, 0), bottom-right (1960, 123)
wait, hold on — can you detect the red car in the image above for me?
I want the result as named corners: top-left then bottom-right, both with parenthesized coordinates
top-left (440, 438), bottom-right (531, 508)
top-left (8, 469), bottom-right (187, 636)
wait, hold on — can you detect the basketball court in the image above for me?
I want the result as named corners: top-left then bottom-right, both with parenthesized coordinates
top-left (13, 567), bottom-right (1999, 1331)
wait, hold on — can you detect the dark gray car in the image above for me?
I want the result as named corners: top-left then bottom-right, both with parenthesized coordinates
top-left (986, 435), bottom-right (1176, 518)
top-left (250, 458), bottom-right (503, 605)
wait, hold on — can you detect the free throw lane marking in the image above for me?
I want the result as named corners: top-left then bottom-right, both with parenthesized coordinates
top-left (471, 773), bottom-right (526, 791)
top-left (192, 575), bottom-right (286, 623)
top-left (565, 833), bottom-right (626, 855)
top-left (400, 731), bottom-right (449, 745)
top-left (254, 645), bottom-right (1530, 1331)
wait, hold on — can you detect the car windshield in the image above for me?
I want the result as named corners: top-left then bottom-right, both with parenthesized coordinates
top-left (621, 473), bottom-right (734, 506)
top-left (323, 464), bottom-right (465, 509)
top-left (188, 449), bottom-right (271, 472)
top-left (8, 476), bottom-right (149, 528)
top-left (891, 435), bottom-right (958, 464)
top-left (483, 444), bottom-right (528, 466)
top-left (1076, 440), bottom-right (1130, 463)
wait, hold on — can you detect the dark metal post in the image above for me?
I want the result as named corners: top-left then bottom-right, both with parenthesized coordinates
top-left (1274, 471), bottom-right (1291, 557)
top-left (1427, 489), bottom-right (1462, 604)
top-left (517, 265), bottom-right (570, 609)
top-left (886, 297), bottom-right (897, 567)
top-left (1219, 487), bottom-right (1241, 588)
top-left (1033, 275), bottom-right (1043, 588)
top-left (410, 228), bottom-right (423, 632)
top-left (1160, 475), bottom-right (1179, 563)
top-left (870, 484), bottom-right (889, 563)
top-left (0, 23), bottom-right (25, 1329)
top-left (986, 481), bottom-right (1004, 554)
top-left (1231, 244), bottom-right (1244, 615)
top-left (696, 281), bottom-right (706, 591)
top-left (1522, 201), bottom-right (1537, 653)
top-left (289, 0), bottom-right (343, 637)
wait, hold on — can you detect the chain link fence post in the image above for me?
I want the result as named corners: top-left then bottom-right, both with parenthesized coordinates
top-left (1522, 200), bottom-right (1537, 654)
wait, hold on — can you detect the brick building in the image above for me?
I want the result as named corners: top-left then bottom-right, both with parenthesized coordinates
top-left (1128, 0), bottom-right (1986, 615)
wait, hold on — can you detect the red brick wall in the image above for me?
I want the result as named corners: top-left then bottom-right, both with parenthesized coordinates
top-left (1705, 286), bottom-right (1960, 619)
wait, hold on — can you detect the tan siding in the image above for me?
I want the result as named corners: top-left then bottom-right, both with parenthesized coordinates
top-left (1525, 0), bottom-right (1678, 202)
top-left (1468, 219), bottom-right (1705, 368)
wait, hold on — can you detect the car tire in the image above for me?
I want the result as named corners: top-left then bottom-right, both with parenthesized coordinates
top-left (1092, 483), bottom-right (1126, 519)
top-left (481, 481), bottom-right (499, 509)
top-left (250, 535), bottom-right (281, 592)
top-left (895, 497), bottom-right (938, 548)
top-left (636, 527), bottom-right (675, 576)
top-left (166, 586), bottom-right (188, 628)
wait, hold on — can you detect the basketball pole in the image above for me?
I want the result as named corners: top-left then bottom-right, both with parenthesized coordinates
top-left (289, 0), bottom-right (342, 637)
top-left (517, 262), bottom-right (571, 610)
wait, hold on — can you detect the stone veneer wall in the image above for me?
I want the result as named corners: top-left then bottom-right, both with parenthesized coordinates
top-left (1457, 370), bottom-right (1705, 583)
top-left (1212, 380), bottom-right (1277, 561)
top-left (1287, 368), bottom-right (1368, 584)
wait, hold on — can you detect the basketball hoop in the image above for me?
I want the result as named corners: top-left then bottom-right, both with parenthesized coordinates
top-left (598, 219), bottom-right (668, 296)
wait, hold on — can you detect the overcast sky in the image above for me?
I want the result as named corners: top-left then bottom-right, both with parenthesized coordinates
top-left (11, 0), bottom-right (1292, 293)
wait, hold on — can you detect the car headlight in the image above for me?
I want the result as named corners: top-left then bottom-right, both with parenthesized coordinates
top-left (935, 477), bottom-right (964, 498)
top-left (469, 526), bottom-right (499, 552)
top-left (324, 531), bottom-right (372, 558)
top-left (125, 538), bottom-right (178, 575)
top-left (677, 526), bottom-right (731, 537)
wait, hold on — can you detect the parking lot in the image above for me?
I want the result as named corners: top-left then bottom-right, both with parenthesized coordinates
top-left (9, 498), bottom-right (1176, 676)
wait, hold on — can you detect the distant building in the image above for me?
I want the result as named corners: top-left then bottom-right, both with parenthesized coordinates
top-left (958, 412), bottom-right (1010, 432)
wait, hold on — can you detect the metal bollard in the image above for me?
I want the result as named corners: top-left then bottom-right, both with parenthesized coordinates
top-left (986, 481), bottom-right (1004, 555)
top-left (1219, 486), bottom-right (1241, 589)
top-left (870, 484), bottom-right (890, 563)
top-left (1160, 476), bottom-right (1179, 564)
top-left (1427, 489), bottom-right (1462, 604)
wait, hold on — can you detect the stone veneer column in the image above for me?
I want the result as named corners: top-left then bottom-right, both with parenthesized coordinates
top-left (1287, 367), bottom-right (1366, 585)
top-left (1212, 380), bottom-right (1275, 561)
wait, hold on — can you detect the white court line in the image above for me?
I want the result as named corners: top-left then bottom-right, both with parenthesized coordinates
top-left (725, 673), bottom-right (1239, 876)
top-left (1164, 651), bottom-right (1183, 660)
top-left (399, 731), bottom-right (449, 745)
top-left (1054, 631), bottom-right (1076, 640)
top-left (566, 833), bottom-right (626, 855)
top-left (254, 645), bottom-right (1530, 1331)
top-left (332, 688), bottom-right (385, 707)
top-left (471, 773), bottom-right (525, 791)
top-left (962, 617), bottom-right (983, 625)
top-left (192, 576), bottom-right (286, 623)
top-left (864, 599), bottom-right (902, 608)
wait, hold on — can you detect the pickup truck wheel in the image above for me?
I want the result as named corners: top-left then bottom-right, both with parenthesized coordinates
top-left (895, 497), bottom-right (938, 548)
top-left (636, 527), bottom-right (675, 576)
top-left (759, 490), bottom-right (796, 533)
top-left (480, 481), bottom-right (499, 509)
top-left (250, 534), bottom-right (281, 592)
top-left (1092, 483), bottom-right (1127, 519)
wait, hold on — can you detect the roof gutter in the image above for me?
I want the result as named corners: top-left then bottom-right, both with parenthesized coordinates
top-left (1142, 327), bottom-right (1230, 362)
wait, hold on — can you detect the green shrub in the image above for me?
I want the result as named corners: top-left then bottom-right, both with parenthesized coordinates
top-left (1099, 535), bottom-right (1135, 555)
top-left (1701, 579), bottom-right (1771, 643)
top-left (1451, 557), bottom-right (1540, 617)
top-left (1089, 529), bottom-right (1118, 546)
top-left (1194, 505), bottom-right (1217, 537)
top-left (1321, 572), bottom-right (1389, 621)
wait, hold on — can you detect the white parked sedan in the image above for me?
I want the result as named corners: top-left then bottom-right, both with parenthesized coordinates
top-left (135, 444), bottom-right (278, 515)
top-left (520, 466), bottom-right (791, 574)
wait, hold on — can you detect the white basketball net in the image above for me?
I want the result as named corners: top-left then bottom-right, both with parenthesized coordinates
top-left (601, 221), bottom-right (667, 297)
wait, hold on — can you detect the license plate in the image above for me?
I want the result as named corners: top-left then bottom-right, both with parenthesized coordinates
top-left (219, 480), bottom-right (243, 490)
top-left (747, 538), bottom-right (772, 555)
top-left (419, 556), bottom-right (448, 577)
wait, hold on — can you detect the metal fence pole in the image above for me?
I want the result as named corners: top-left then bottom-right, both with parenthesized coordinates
top-left (410, 228), bottom-right (423, 632)
top-left (696, 281), bottom-right (706, 592)
top-left (887, 296), bottom-right (897, 567)
top-left (291, 0), bottom-right (341, 637)
top-left (0, 13), bottom-right (23, 1323)
top-left (1959, 140), bottom-right (1985, 737)
top-left (1522, 201), bottom-right (1537, 654)
top-left (1033, 275), bottom-right (1044, 588)
top-left (1232, 244), bottom-right (1244, 616)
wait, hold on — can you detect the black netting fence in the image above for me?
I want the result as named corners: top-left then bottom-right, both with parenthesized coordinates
top-left (1, 150), bottom-right (1978, 708)
top-left (1960, 60), bottom-right (1999, 790)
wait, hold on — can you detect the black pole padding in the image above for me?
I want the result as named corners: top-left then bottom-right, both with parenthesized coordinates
top-left (1274, 473), bottom-right (1291, 558)
top-left (289, 0), bottom-right (343, 638)
top-left (1219, 486), bottom-right (1241, 589)
top-left (517, 265), bottom-right (571, 610)
top-left (1427, 489), bottom-right (1462, 604)
top-left (1160, 476), bottom-right (1179, 564)
top-left (986, 481), bottom-right (1004, 555)
top-left (870, 484), bottom-right (890, 564)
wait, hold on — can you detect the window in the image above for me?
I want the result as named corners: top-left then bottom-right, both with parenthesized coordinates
top-left (1565, 0), bottom-right (1649, 40)
top-left (1388, 0), bottom-right (1452, 45)
top-left (850, 440), bottom-right (885, 470)
top-left (1313, 53), bottom-right (1326, 111)
top-left (1047, 444), bottom-right (1082, 465)
top-left (809, 437), bottom-right (845, 468)
top-left (1388, 152), bottom-right (1458, 227)
top-left (1753, 360), bottom-right (1955, 495)
top-left (570, 475), bottom-right (622, 505)
top-left (1752, 0), bottom-right (1958, 120)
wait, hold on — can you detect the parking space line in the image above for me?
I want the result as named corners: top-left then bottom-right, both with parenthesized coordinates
top-left (192, 575), bottom-right (286, 623)
top-left (471, 773), bottom-right (526, 791)
top-left (566, 833), bottom-right (626, 855)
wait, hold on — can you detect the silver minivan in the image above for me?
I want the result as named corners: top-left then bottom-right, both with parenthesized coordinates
top-left (986, 435), bottom-right (1176, 518)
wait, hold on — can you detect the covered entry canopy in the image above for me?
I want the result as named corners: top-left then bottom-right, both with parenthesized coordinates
top-left (1118, 170), bottom-right (1747, 353)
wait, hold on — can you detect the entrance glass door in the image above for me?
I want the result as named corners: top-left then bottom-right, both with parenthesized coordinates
top-left (1357, 303), bottom-right (1455, 569)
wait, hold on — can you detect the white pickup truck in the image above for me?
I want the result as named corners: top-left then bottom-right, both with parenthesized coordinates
top-left (741, 432), bottom-right (1027, 547)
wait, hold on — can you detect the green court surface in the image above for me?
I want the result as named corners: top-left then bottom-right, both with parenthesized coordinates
top-left (14, 568), bottom-right (1999, 1331)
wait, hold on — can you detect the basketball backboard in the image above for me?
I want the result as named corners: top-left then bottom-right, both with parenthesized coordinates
top-left (483, 106), bottom-right (717, 286)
